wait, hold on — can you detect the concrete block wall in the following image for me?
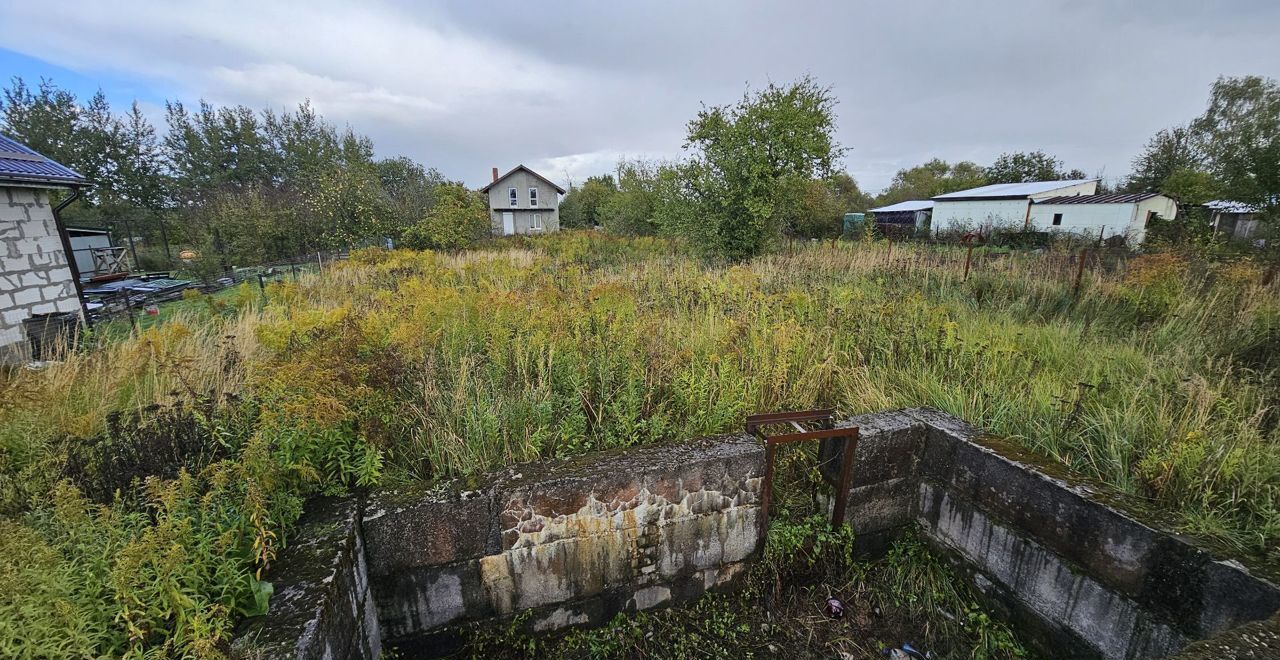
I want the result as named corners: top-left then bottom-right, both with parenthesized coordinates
top-left (362, 434), bottom-right (764, 655)
top-left (823, 408), bottom-right (1280, 659)
top-left (1, 186), bottom-right (80, 362)
top-left (232, 497), bottom-right (381, 660)
top-left (232, 409), bottom-right (1280, 659)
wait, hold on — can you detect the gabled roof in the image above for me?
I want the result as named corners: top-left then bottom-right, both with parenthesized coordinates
top-left (1035, 192), bottom-right (1161, 205)
top-left (870, 199), bottom-right (934, 213)
top-left (933, 179), bottom-right (1096, 201)
top-left (479, 164), bottom-right (566, 194)
top-left (0, 134), bottom-right (88, 187)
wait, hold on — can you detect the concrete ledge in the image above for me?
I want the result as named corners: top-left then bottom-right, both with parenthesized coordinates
top-left (232, 497), bottom-right (380, 659)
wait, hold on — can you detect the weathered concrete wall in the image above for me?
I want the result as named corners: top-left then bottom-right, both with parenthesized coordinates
top-left (234, 408), bottom-right (1279, 659)
top-left (1, 186), bottom-right (80, 362)
top-left (362, 434), bottom-right (764, 653)
top-left (232, 497), bottom-right (380, 660)
top-left (822, 408), bottom-right (1280, 660)
top-left (1170, 610), bottom-right (1280, 659)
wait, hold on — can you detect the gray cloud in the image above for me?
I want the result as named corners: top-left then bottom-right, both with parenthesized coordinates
top-left (4, 0), bottom-right (1278, 192)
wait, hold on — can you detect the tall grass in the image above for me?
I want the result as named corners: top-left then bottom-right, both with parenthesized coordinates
top-left (0, 231), bottom-right (1277, 657)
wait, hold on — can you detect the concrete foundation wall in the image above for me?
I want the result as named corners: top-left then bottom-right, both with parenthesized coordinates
top-left (232, 497), bottom-right (381, 660)
top-left (232, 409), bottom-right (1279, 659)
top-left (362, 435), bottom-right (764, 653)
top-left (822, 408), bottom-right (1280, 659)
top-left (0, 186), bottom-right (80, 362)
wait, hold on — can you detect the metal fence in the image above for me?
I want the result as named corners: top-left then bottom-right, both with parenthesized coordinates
top-left (84, 251), bottom-right (348, 332)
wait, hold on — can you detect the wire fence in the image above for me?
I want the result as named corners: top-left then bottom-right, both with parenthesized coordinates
top-left (84, 251), bottom-right (349, 331)
top-left (1, 251), bottom-right (349, 366)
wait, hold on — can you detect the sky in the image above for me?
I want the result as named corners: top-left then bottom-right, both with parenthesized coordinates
top-left (1, 0), bottom-right (1278, 194)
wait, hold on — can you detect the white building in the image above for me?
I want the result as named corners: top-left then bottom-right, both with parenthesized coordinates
top-left (930, 179), bottom-right (1099, 234)
top-left (1029, 193), bottom-right (1177, 244)
top-left (0, 134), bottom-right (88, 363)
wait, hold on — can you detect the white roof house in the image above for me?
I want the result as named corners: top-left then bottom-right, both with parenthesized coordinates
top-left (1029, 192), bottom-right (1176, 245)
top-left (929, 179), bottom-right (1099, 235)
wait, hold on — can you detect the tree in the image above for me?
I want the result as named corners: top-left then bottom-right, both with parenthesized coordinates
top-left (1160, 169), bottom-right (1220, 207)
top-left (399, 183), bottom-right (489, 251)
top-left (985, 150), bottom-right (1086, 184)
top-left (1191, 75), bottom-right (1280, 212)
top-left (560, 174), bottom-right (617, 229)
top-left (783, 178), bottom-right (846, 240)
top-left (378, 156), bottom-right (447, 235)
top-left (828, 171), bottom-right (873, 212)
top-left (598, 161), bottom-right (675, 236)
top-left (1124, 126), bottom-right (1203, 193)
top-left (674, 77), bottom-right (843, 259)
top-left (0, 77), bottom-right (79, 169)
top-left (876, 159), bottom-right (987, 206)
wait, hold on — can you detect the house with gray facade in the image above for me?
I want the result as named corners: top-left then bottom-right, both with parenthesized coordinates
top-left (479, 165), bottom-right (565, 236)
top-left (0, 134), bottom-right (88, 363)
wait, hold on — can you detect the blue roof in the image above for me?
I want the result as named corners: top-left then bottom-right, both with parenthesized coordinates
top-left (0, 134), bottom-right (88, 187)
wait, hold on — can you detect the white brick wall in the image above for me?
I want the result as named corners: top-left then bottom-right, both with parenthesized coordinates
top-left (1, 185), bottom-right (82, 361)
top-left (11, 288), bottom-right (40, 306)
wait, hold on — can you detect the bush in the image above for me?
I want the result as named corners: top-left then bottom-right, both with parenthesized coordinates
top-left (399, 183), bottom-right (489, 251)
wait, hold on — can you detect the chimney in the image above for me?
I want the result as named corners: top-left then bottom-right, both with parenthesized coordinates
top-left (492, 167), bottom-right (499, 183)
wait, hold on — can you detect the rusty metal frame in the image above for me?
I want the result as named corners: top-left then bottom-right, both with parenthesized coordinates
top-left (746, 409), bottom-right (860, 545)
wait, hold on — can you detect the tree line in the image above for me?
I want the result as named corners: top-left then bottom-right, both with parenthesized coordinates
top-left (4, 73), bottom-right (1276, 267)
top-left (563, 75), bottom-right (1279, 255)
top-left (0, 77), bottom-right (484, 275)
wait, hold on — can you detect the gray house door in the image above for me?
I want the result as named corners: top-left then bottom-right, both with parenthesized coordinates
top-left (502, 212), bottom-right (515, 235)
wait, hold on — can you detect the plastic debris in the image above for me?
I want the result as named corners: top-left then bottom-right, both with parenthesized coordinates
top-left (823, 597), bottom-right (846, 619)
top-left (882, 643), bottom-right (931, 660)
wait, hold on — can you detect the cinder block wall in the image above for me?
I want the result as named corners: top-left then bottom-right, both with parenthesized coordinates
top-left (1, 186), bottom-right (80, 362)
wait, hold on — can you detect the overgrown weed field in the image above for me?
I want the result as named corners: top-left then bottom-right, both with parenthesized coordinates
top-left (1, 231), bottom-right (1278, 656)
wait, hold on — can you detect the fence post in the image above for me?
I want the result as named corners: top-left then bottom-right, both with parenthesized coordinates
top-left (963, 244), bottom-right (974, 282)
top-left (123, 291), bottom-right (137, 332)
top-left (317, 251), bottom-right (323, 274)
top-left (1073, 249), bottom-right (1089, 299)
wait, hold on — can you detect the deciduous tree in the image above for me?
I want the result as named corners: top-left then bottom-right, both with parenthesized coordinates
top-left (675, 77), bottom-right (843, 259)
top-left (984, 150), bottom-right (1086, 184)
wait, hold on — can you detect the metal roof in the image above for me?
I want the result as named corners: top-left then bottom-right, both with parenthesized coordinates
top-left (478, 164), bottom-right (567, 194)
top-left (1035, 192), bottom-right (1161, 205)
top-left (869, 199), bottom-right (934, 213)
top-left (932, 179), bottom-right (1096, 200)
top-left (1204, 200), bottom-right (1259, 214)
top-left (0, 134), bottom-right (88, 187)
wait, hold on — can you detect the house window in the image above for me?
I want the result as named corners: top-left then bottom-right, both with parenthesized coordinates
top-left (532, 213), bottom-right (543, 230)
top-left (509, 187), bottom-right (518, 206)
top-left (529, 187), bottom-right (539, 207)
top-left (1052, 213), bottom-right (1063, 226)
top-left (1144, 210), bottom-right (1156, 226)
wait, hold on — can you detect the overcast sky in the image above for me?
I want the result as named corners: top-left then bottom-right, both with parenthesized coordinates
top-left (2, 1), bottom-right (1278, 193)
